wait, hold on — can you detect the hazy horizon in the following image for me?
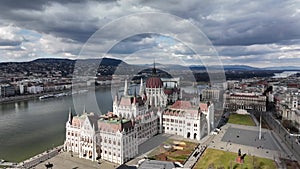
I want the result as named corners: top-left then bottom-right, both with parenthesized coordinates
top-left (0, 57), bottom-right (300, 69)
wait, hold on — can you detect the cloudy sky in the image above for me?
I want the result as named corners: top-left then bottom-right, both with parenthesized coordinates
top-left (0, 0), bottom-right (300, 67)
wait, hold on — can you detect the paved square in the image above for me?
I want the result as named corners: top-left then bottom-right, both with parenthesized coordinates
top-left (221, 127), bottom-right (279, 151)
top-left (34, 152), bottom-right (117, 169)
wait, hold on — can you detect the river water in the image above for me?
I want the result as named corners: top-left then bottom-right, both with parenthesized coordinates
top-left (0, 84), bottom-right (204, 162)
top-left (273, 71), bottom-right (299, 78)
top-left (0, 87), bottom-right (114, 162)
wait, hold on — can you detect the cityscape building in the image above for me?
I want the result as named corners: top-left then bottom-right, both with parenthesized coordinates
top-left (64, 64), bottom-right (215, 164)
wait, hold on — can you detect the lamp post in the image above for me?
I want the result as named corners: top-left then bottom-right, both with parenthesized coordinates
top-left (259, 111), bottom-right (262, 140)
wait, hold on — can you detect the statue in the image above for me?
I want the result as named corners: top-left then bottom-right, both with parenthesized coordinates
top-left (236, 148), bottom-right (245, 164)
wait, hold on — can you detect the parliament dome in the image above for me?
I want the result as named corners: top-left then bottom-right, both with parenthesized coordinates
top-left (146, 76), bottom-right (163, 88)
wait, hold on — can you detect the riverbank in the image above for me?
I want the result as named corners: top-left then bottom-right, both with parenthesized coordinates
top-left (19, 145), bottom-right (64, 168)
top-left (0, 145), bottom-right (63, 168)
top-left (0, 91), bottom-right (64, 104)
top-left (0, 84), bottom-right (114, 104)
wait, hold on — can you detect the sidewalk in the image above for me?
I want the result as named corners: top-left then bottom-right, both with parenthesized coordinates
top-left (264, 112), bottom-right (300, 161)
top-left (34, 151), bottom-right (116, 169)
top-left (183, 135), bottom-right (214, 168)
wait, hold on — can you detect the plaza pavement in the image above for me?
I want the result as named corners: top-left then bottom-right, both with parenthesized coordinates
top-left (32, 123), bottom-right (294, 169)
top-left (34, 151), bottom-right (117, 169)
top-left (208, 123), bottom-right (295, 163)
top-left (222, 127), bottom-right (278, 150)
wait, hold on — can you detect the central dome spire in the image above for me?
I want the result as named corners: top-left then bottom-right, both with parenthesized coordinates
top-left (152, 59), bottom-right (157, 75)
top-left (146, 59), bottom-right (163, 88)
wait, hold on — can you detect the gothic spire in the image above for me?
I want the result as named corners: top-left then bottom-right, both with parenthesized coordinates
top-left (114, 88), bottom-right (119, 103)
top-left (124, 79), bottom-right (128, 96)
top-left (139, 78), bottom-right (144, 96)
top-left (68, 107), bottom-right (73, 124)
top-left (134, 87), bottom-right (137, 97)
top-left (83, 105), bottom-right (86, 114)
top-left (152, 59), bottom-right (157, 75)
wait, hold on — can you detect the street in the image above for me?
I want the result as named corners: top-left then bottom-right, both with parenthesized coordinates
top-left (264, 111), bottom-right (300, 161)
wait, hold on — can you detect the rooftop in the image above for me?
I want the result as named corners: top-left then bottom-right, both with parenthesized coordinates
top-left (170, 100), bottom-right (193, 109)
top-left (138, 159), bottom-right (177, 169)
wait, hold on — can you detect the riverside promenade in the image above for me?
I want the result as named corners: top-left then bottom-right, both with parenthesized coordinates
top-left (0, 84), bottom-right (114, 104)
top-left (0, 90), bottom-right (71, 104)
top-left (16, 145), bottom-right (64, 168)
top-left (34, 151), bottom-right (116, 169)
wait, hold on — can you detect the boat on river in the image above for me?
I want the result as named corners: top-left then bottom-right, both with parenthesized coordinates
top-left (39, 94), bottom-right (55, 100)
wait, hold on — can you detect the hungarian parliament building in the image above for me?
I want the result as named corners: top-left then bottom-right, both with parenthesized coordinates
top-left (63, 66), bottom-right (215, 164)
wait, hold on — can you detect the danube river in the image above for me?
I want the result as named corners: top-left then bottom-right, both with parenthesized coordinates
top-left (0, 87), bottom-right (115, 162)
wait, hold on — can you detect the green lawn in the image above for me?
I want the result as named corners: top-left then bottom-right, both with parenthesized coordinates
top-left (148, 139), bottom-right (198, 164)
top-left (228, 113), bottom-right (256, 126)
top-left (194, 148), bottom-right (276, 169)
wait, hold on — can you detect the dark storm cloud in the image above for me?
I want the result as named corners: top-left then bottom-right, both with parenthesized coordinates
top-left (142, 0), bottom-right (300, 46)
top-left (0, 0), bottom-right (102, 43)
top-left (217, 46), bottom-right (276, 57)
top-left (0, 0), bottom-right (299, 66)
top-left (0, 40), bottom-right (21, 46)
top-left (1, 0), bottom-right (299, 46)
top-left (43, 23), bottom-right (99, 42)
top-left (0, 0), bottom-right (47, 11)
top-left (212, 19), bottom-right (300, 46)
top-left (108, 34), bottom-right (155, 54)
top-left (0, 0), bottom-right (94, 11)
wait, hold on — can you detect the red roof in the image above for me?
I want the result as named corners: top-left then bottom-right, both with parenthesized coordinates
top-left (170, 100), bottom-right (192, 109)
top-left (71, 116), bottom-right (82, 127)
top-left (164, 109), bottom-right (184, 116)
top-left (119, 96), bottom-right (145, 106)
top-left (146, 76), bottom-right (163, 88)
top-left (98, 118), bottom-right (134, 132)
top-left (119, 97), bottom-right (132, 106)
top-left (287, 83), bottom-right (299, 88)
top-left (98, 121), bottom-right (122, 132)
top-left (199, 103), bottom-right (208, 111)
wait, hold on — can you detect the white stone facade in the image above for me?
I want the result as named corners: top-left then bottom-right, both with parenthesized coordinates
top-left (224, 92), bottom-right (266, 111)
top-left (162, 101), bottom-right (214, 140)
top-left (64, 69), bottom-right (215, 165)
top-left (64, 112), bottom-right (138, 164)
top-left (202, 88), bottom-right (220, 101)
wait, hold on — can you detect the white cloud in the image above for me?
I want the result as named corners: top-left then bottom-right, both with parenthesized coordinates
top-left (0, 25), bottom-right (22, 42)
top-left (0, 0), bottom-right (299, 67)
